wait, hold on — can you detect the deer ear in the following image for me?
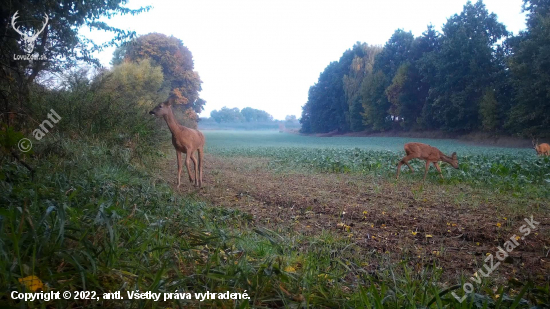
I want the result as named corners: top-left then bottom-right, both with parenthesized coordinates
top-left (452, 152), bottom-right (457, 158)
top-left (167, 97), bottom-right (175, 106)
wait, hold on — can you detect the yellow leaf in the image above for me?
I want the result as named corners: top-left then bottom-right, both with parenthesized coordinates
top-left (496, 223), bottom-right (501, 227)
top-left (412, 231), bottom-right (418, 236)
top-left (425, 235), bottom-right (433, 238)
top-left (284, 266), bottom-right (296, 273)
top-left (19, 276), bottom-right (43, 292)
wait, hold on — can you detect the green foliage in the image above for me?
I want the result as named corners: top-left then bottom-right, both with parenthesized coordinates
top-left (123, 33), bottom-right (204, 115)
top-left (426, 0), bottom-right (508, 132)
top-left (300, 61), bottom-right (347, 133)
top-left (506, 0), bottom-right (550, 137)
top-left (301, 45), bottom-right (373, 133)
top-left (301, 1), bottom-right (550, 137)
top-left (206, 131), bottom-right (550, 199)
top-left (0, 125), bottom-right (30, 155)
top-left (362, 70), bottom-right (391, 131)
top-left (344, 43), bottom-right (383, 132)
top-left (479, 88), bottom-right (499, 132)
top-left (241, 107), bottom-right (274, 122)
top-left (3, 131), bottom-right (546, 307)
top-left (1, 0), bottom-right (150, 127)
top-left (210, 107), bottom-right (245, 123)
top-left (101, 59), bottom-right (167, 108)
top-left (27, 69), bottom-right (164, 159)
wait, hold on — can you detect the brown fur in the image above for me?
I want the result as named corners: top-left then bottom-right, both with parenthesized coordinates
top-left (150, 98), bottom-right (205, 187)
top-left (396, 142), bottom-right (459, 182)
top-left (532, 139), bottom-right (550, 156)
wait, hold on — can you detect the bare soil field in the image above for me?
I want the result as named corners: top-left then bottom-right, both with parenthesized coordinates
top-left (157, 152), bottom-right (550, 286)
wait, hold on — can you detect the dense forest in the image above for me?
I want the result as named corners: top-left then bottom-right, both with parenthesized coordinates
top-left (300, 0), bottom-right (550, 138)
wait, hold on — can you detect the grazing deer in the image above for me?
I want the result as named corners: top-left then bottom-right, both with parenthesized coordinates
top-left (149, 98), bottom-right (205, 188)
top-left (396, 142), bottom-right (458, 182)
top-left (532, 139), bottom-right (550, 156)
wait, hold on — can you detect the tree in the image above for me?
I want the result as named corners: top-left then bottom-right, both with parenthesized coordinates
top-left (210, 107), bottom-right (244, 123)
top-left (361, 29), bottom-right (414, 131)
top-left (241, 107), bottom-right (273, 122)
top-left (123, 33), bottom-right (204, 118)
top-left (100, 59), bottom-right (166, 107)
top-left (343, 43), bottom-right (382, 131)
top-left (1, 1), bottom-right (149, 125)
top-left (424, 0), bottom-right (508, 132)
top-left (300, 61), bottom-right (345, 133)
top-left (479, 88), bottom-right (498, 131)
top-left (506, 0), bottom-right (550, 137)
top-left (110, 43), bottom-right (129, 66)
top-left (300, 44), bottom-right (374, 133)
top-left (415, 25), bottom-right (443, 129)
top-left (285, 115), bottom-right (298, 123)
top-left (362, 70), bottom-right (391, 131)
top-left (385, 25), bottom-right (440, 130)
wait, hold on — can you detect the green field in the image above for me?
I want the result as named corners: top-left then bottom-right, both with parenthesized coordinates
top-left (2, 130), bottom-right (549, 308)
top-left (206, 131), bottom-right (550, 199)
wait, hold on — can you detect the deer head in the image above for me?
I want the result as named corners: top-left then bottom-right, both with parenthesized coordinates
top-left (450, 152), bottom-right (459, 169)
top-left (149, 97), bottom-right (175, 117)
top-left (11, 11), bottom-right (49, 54)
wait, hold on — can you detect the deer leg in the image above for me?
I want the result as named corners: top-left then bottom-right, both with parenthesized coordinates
top-left (396, 155), bottom-right (416, 179)
top-left (422, 161), bottom-right (431, 182)
top-left (405, 161), bottom-right (414, 172)
top-left (396, 160), bottom-right (404, 179)
top-left (190, 152), bottom-right (198, 186)
top-left (185, 151), bottom-right (194, 185)
top-left (176, 151), bottom-right (182, 188)
top-left (434, 162), bottom-right (443, 179)
top-left (197, 147), bottom-right (204, 187)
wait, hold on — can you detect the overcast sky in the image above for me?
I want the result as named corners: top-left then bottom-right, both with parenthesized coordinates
top-left (86, 0), bottom-right (526, 120)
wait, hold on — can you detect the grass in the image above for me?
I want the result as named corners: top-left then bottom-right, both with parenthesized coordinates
top-left (1, 130), bottom-right (548, 308)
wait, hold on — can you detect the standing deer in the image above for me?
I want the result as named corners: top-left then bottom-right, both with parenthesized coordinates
top-left (149, 98), bottom-right (205, 188)
top-left (532, 139), bottom-right (550, 156)
top-left (396, 142), bottom-right (458, 182)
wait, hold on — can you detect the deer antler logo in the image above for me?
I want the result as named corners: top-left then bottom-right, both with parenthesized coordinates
top-left (11, 11), bottom-right (49, 54)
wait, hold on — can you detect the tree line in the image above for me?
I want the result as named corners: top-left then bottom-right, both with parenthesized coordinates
top-left (210, 107), bottom-right (274, 123)
top-left (300, 0), bottom-right (550, 138)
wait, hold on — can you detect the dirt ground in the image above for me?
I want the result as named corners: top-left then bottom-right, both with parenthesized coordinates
top-left (156, 152), bottom-right (550, 285)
